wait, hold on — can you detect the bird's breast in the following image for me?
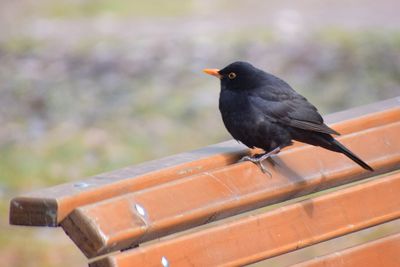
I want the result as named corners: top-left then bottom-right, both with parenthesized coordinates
top-left (218, 89), bottom-right (292, 151)
top-left (219, 90), bottom-right (265, 144)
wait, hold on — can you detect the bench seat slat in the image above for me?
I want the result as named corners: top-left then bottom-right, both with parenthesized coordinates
top-left (293, 233), bottom-right (400, 267)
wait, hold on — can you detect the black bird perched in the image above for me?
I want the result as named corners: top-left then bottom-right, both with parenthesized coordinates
top-left (204, 61), bottom-right (373, 172)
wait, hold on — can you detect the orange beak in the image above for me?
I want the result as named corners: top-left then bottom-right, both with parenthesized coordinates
top-left (203, 68), bottom-right (222, 79)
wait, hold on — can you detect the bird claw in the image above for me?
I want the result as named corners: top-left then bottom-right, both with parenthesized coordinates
top-left (258, 161), bottom-right (272, 177)
top-left (239, 155), bottom-right (257, 163)
top-left (239, 155), bottom-right (272, 177)
top-left (239, 147), bottom-right (280, 176)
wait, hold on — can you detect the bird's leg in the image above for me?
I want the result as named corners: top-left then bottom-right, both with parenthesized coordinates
top-left (240, 147), bottom-right (281, 174)
top-left (240, 146), bottom-right (281, 163)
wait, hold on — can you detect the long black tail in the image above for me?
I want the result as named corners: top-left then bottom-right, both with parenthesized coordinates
top-left (331, 139), bottom-right (374, 171)
top-left (291, 130), bottom-right (374, 171)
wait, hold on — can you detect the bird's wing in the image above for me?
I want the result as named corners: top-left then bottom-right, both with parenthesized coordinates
top-left (249, 88), bottom-right (340, 135)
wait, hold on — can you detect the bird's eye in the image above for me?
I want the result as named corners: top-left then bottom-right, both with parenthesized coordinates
top-left (228, 72), bottom-right (237, 79)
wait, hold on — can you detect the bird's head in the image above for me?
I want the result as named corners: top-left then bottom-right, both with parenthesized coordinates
top-left (203, 61), bottom-right (264, 91)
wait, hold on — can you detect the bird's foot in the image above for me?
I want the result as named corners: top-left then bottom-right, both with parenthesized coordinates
top-left (239, 155), bottom-right (270, 174)
top-left (239, 147), bottom-right (281, 175)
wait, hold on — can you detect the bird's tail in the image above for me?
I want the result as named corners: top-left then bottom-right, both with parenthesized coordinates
top-left (331, 139), bottom-right (374, 171)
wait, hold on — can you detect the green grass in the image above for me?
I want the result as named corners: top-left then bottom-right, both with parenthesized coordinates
top-left (39, 0), bottom-right (194, 18)
top-left (1, 36), bottom-right (43, 54)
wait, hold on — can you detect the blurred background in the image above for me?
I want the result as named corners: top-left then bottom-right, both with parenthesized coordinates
top-left (1, 0), bottom-right (399, 266)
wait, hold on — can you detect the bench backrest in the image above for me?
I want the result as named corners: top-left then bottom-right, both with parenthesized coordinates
top-left (9, 97), bottom-right (400, 266)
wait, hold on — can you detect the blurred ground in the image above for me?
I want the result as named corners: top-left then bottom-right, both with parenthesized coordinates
top-left (1, 1), bottom-right (399, 266)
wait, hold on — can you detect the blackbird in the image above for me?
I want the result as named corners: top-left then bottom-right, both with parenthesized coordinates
top-left (204, 61), bottom-right (373, 172)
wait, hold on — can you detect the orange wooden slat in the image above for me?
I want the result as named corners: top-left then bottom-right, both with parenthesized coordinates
top-left (9, 140), bottom-right (247, 226)
top-left (62, 121), bottom-right (400, 257)
top-left (324, 97), bottom-right (400, 135)
top-left (9, 97), bottom-right (400, 226)
top-left (293, 233), bottom-right (400, 267)
top-left (90, 171), bottom-right (400, 267)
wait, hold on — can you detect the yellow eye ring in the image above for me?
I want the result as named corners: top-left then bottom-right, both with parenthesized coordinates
top-left (228, 72), bottom-right (236, 79)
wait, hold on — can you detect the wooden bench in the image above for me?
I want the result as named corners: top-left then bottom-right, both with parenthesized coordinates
top-left (9, 97), bottom-right (400, 266)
